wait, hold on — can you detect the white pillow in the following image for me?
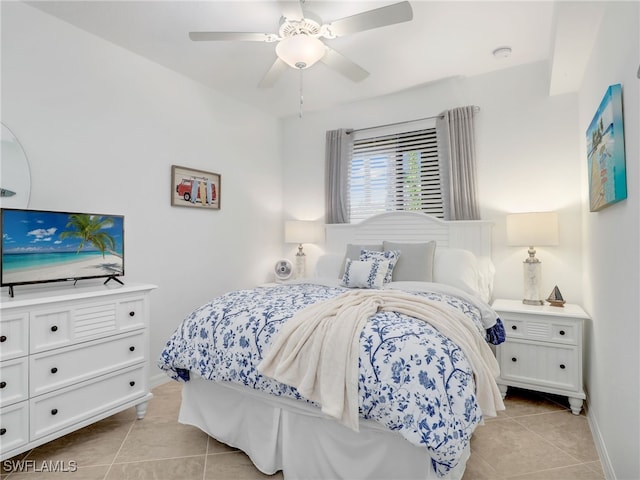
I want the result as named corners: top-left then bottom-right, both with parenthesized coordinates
top-left (341, 259), bottom-right (389, 289)
top-left (433, 249), bottom-right (480, 298)
top-left (359, 249), bottom-right (400, 284)
top-left (313, 254), bottom-right (343, 279)
top-left (339, 244), bottom-right (383, 277)
top-left (476, 256), bottom-right (496, 303)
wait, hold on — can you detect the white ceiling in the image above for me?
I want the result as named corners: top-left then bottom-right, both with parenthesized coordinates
top-left (25, 1), bottom-right (591, 119)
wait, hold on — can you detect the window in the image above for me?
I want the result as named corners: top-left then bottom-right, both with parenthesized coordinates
top-left (348, 124), bottom-right (443, 223)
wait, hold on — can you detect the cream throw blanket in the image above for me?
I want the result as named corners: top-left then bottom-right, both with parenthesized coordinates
top-left (257, 289), bottom-right (505, 431)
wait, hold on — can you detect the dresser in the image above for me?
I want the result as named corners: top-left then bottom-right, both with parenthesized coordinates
top-left (492, 298), bottom-right (589, 415)
top-left (0, 282), bottom-right (156, 460)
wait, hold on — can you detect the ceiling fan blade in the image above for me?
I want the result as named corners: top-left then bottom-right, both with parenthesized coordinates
top-left (189, 32), bottom-right (275, 42)
top-left (278, 0), bottom-right (304, 20)
top-left (258, 58), bottom-right (289, 88)
top-left (321, 47), bottom-right (369, 82)
top-left (326, 1), bottom-right (413, 37)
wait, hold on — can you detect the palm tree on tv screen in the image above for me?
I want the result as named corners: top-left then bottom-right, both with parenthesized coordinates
top-left (59, 214), bottom-right (120, 258)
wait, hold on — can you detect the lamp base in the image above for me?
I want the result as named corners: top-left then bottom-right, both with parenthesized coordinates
top-left (295, 245), bottom-right (306, 279)
top-left (523, 299), bottom-right (544, 306)
top-left (522, 259), bottom-right (543, 305)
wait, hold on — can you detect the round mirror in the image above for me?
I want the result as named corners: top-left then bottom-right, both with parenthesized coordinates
top-left (1, 123), bottom-right (31, 208)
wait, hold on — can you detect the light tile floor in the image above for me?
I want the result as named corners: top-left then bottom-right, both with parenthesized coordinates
top-left (2, 382), bottom-right (604, 479)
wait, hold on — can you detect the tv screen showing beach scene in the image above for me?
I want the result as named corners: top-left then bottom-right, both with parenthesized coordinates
top-left (1, 208), bottom-right (124, 288)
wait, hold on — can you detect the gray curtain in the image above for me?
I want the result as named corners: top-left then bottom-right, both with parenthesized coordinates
top-left (436, 106), bottom-right (480, 220)
top-left (324, 128), bottom-right (352, 224)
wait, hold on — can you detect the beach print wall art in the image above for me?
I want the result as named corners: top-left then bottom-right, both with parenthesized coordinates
top-left (586, 83), bottom-right (627, 212)
top-left (171, 165), bottom-right (221, 210)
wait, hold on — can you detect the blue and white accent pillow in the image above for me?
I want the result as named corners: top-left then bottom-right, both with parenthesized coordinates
top-left (360, 249), bottom-right (401, 284)
top-left (341, 259), bottom-right (389, 289)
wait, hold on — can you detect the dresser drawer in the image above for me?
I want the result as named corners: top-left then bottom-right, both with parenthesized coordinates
top-left (499, 341), bottom-right (580, 391)
top-left (118, 297), bottom-right (146, 330)
top-left (0, 313), bottom-right (29, 361)
top-left (30, 331), bottom-right (145, 397)
top-left (0, 357), bottom-right (29, 407)
top-left (0, 401), bottom-right (29, 454)
top-left (30, 306), bottom-right (73, 353)
top-left (30, 364), bottom-right (146, 441)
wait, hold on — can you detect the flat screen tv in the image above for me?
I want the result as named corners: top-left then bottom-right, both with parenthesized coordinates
top-left (1, 208), bottom-right (124, 297)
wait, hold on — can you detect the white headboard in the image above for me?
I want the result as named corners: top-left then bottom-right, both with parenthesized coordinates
top-left (325, 212), bottom-right (493, 258)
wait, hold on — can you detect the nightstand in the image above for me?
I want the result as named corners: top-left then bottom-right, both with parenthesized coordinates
top-left (492, 299), bottom-right (589, 415)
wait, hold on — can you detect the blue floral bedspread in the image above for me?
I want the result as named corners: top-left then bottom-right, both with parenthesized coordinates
top-left (158, 283), bottom-right (504, 476)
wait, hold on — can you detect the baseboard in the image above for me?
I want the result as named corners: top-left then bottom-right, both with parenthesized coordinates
top-left (586, 394), bottom-right (615, 479)
top-left (150, 371), bottom-right (172, 389)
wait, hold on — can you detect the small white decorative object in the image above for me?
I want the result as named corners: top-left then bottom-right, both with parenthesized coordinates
top-left (274, 259), bottom-right (293, 282)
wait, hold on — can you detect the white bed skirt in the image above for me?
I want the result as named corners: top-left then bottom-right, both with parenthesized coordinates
top-left (179, 377), bottom-right (469, 479)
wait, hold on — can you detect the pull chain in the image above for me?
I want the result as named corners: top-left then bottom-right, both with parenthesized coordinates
top-left (299, 67), bottom-right (304, 119)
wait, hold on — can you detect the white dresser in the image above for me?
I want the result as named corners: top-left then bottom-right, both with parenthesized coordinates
top-left (0, 282), bottom-right (156, 460)
top-left (492, 298), bottom-right (589, 415)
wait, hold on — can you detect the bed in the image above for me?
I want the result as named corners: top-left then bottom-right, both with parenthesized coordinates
top-left (158, 212), bottom-right (505, 479)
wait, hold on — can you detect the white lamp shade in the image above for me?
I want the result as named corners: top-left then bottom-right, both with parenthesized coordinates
top-left (506, 212), bottom-right (559, 247)
top-left (276, 35), bottom-right (326, 69)
top-left (285, 220), bottom-right (324, 244)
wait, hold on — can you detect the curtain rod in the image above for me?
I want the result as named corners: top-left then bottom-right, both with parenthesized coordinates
top-left (349, 105), bottom-right (480, 134)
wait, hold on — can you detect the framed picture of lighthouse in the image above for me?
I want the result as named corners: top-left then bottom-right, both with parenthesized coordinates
top-left (171, 165), bottom-right (221, 210)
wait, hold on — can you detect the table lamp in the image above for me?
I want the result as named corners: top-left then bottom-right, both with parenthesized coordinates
top-left (285, 220), bottom-right (323, 278)
top-left (506, 212), bottom-right (559, 305)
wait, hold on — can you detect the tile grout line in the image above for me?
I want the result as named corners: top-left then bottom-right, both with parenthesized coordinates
top-left (470, 404), bottom-right (601, 479)
top-left (510, 410), bottom-right (600, 470)
top-left (102, 418), bottom-right (137, 480)
top-left (202, 436), bottom-right (210, 480)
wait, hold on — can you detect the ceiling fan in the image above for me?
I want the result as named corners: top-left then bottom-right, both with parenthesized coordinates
top-left (189, 1), bottom-right (413, 88)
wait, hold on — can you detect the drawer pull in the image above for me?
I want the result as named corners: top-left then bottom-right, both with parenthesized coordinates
top-left (51, 367), bottom-right (58, 374)
top-left (0, 381), bottom-right (6, 389)
top-left (559, 330), bottom-right (566, 336)
top-left (0, 335), bottom-right (6, 342)
top-left (511, 325), bottom-right (517, 330)
top-left (0, 428), bottom-right (6, 435)
top-left (51, 408), bottom-right (58, 416)
top-left (50, 325), bottom-right (58, 332)
top-left (511, 357), bottom-right (517, 362)
top-left (129, 311), bottom-right (135, 317)
top-left (560, 364), bottom-right (566, 369)
top-left (129, 346), bottom-right (135, 352)
top-left (129, 381), bottom-right (136, 387)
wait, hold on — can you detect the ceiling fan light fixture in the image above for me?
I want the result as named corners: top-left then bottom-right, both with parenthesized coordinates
top-left (276, 35), bottom-right (326, 69)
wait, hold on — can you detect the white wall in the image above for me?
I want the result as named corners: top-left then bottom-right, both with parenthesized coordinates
top-left (578, 2), bottom-right (639, 479)
top-left (282, 61), bottom-right (584, 306)
top-left (1, 2), bottom-right (284, 384)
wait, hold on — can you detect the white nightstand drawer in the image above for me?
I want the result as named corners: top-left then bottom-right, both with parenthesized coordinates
top-left (0, 357), bottom-right (29, 407)
top-left (499, 341), bottom-right (579, 391)
top-left (30, 364), bottom-right (146, 440)
top-left (503, 314), bottom-right (577, 345)
top-left (30, 331), bottom-right (146, 397)
top-left (0, 401), bottom-right (29, 453)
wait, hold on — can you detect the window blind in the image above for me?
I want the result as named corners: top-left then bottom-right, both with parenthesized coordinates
top-left (348, 127), bottom-right (443, 223)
